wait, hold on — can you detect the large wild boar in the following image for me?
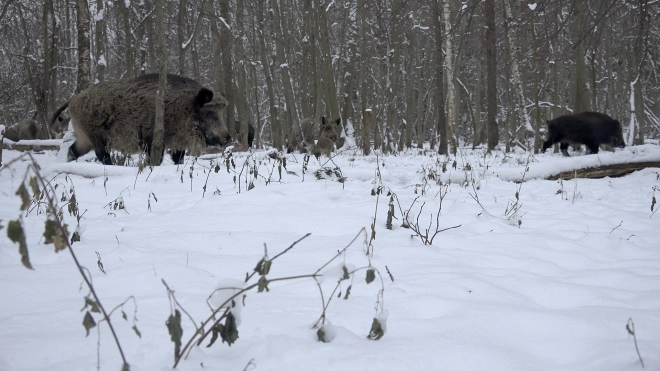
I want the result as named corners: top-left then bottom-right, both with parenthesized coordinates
top-left (287, 116), bottom-right (342, 154)
top-left (541, 111), bottom-right (625, 156)
top-left (51, 73), bottom-right (231, 165)
top-left (18, 119), bottom-right (43, 140)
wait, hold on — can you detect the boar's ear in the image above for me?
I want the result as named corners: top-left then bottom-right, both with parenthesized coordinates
top-left (321, 116), bottom-right (327, 125)
top-left (335, 118), bottom-right (341, 126)
top-left (195, 88), bottom-right (214, 107)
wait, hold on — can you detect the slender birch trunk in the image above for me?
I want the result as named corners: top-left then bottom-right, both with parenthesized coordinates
top-left (503, 0), bottom-right (531, 145)
top-left (443, 0), bottom-right (457, 154)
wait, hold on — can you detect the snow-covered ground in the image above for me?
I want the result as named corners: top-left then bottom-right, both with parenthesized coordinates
top-left (1, 144), bottom-right (659, 371)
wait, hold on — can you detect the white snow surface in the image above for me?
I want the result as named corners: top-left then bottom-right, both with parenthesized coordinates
top-left (1, 145), bottom-right (660, 370)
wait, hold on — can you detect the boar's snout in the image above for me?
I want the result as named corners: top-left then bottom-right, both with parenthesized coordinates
top-left (205, 127), bottom-right (232, 147)
top-left (611, 136), bottom-right (626, 148)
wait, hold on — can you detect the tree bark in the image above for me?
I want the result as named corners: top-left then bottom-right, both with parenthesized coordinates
top-left (177, 0), bottom-right (187, 76)
top-left (258, 1), bottom-right (281, 149)
top-left (270, 0), bottom-right (298, 144)
top-left (315, 0), bottom-right (339, 119)
top-left (95, 0), bottom-right (105, 83)
top-left (443, 0), bottom-right (457, 154)
top-left (431, 0), bottom-right (446, 154)
top-left (357, 0), bottom-right (368, 148)
top-left (503, 0), bottom-right (531, 146)
top-left (234, 0), bottom-right (249, 149)
top-left (484, 0), bottom-right (498, 151)
top-left (76, 0), bottom-right (91, 93)
top-left (362, 109), bottom-right (372, 155)
top-left (120, 0), bottom-right (133, 77)
top-left (571, 5), bottom-right (590, 113)
top-left (220, 0), bottom-right (235, 140)
top-left (632, 0), bottom-right (648, 145)
top-left (151, 0), bottom-right (167, 166)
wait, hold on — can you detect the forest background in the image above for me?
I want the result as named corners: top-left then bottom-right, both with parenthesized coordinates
top-left (0, 0), bottom-right (658, 154)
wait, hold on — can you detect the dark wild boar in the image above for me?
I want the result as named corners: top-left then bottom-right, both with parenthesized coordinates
top-left (51, 73), bottom-right (231, 165)
top-left (541, 112), bottom-right (625, 156)
top-left (287, 116), bottom-right (342, 154)
top-left (18, 119), bottom-right (43, 140)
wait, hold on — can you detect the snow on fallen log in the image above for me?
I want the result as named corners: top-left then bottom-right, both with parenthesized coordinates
top-left (493, 145), bottom-right (660, 182)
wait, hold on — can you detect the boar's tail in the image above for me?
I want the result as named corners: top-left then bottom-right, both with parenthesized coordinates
top-left (49, 101), bottom-right (70, 129)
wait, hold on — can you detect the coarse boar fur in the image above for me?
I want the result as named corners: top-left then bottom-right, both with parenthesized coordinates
top-left (18, 119), bottom-right (43, 140)
top-left (541, 111), bottom-right (625, 156)
top-left (287, 116), bottom-right (342, 154)
top-left (51, 73), bottom-right (231, 165)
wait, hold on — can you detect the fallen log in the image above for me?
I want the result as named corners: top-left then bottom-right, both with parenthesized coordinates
top-left (2, 140), bottom-right (62, 152)
top-left (546, 161), bottom-right (660, 180)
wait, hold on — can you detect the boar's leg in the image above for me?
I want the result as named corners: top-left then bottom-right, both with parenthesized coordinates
top-left (67, 140), bottom-right (86, 162)
top-left (170, 150), bottom-right (186, 164)
top-left (559, 142), bottom-right (571, 157)
top-left (541, 139), bottom-right (553, 153)
top-left (94, 148), bottom-right (113, 165)
top-left (586, 142), bottom-right (599, 154)
top-left (67, 140), bottom-right (110, 163)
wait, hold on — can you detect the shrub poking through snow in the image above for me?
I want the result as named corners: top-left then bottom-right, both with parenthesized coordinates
top-left (164, 228), bottom-right (387, 368)
top-left (3, 153), bottom-right (137, 370)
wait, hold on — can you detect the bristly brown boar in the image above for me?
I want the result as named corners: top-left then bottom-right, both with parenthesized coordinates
top-left (52, 73), bottom-right (231, 165)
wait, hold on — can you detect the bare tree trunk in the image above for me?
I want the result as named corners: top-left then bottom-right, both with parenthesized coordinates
top-left (484, 0), bottom-right (498, 151)
top-left (315, 0), bottom-right (339, 119)
top-left (431, 0), bottom-right (446, 154)
top-left (136, 2), bottom-right (148, 74)
top-left (387, 1), bottom-right (403, 152)
top-left (473, 38), bottom-right (484, 148)
top-left (270, 0), bottom-right (297, 143)
top-left (33, 0), bottom-right (54, 137)
top-left (503, 0), bottom-right (531, 147)
top-left (531, 16), bottom-right (542, 153)
top-left (404, 54), bottom-right (414, 149)
top-left (300, 0), bottom-right (314, 119)
top-left (362, 109), bottom-right (372, 155)
top-left (234, 0), bottom-right (248, 149)
top-left (94, 0), bottom-right (105, 83)
top-left (220, 0), bottom-right (235, 139)
top-left (177, 0), bottom-right (186, 76)
top-left (633, 0), bottom-right (648, 145)
top-left (357, 0), bottom-right (368, 148)
top-left (151, 0), bottom-right (167, 166)
top-left (47, 1), bottom-right (59, 117)
top-left (258, 1), bottom-right (281, 149)
top-left (416, 64), bottom-right (426, 149)
top-left (443, 0), bottom-right (457, 154)
top-left (572, 6), bottom-right (590, 113)
top-left (120, 0), bottom-right (133, 77)
top-left (342, 41), bottom-right (357, 148)
top-left (76, 0), bottom-right (91, 93)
